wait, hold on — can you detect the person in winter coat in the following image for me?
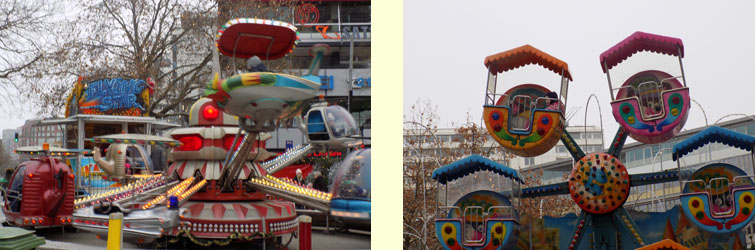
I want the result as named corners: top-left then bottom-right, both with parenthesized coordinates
top-left (312, 171), bottom-right (328, 193)
top-left (293, 169), bottom-right (305, 186)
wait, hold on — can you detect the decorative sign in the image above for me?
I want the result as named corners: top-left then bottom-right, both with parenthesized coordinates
top-left (65, 77), bottom-right (153, 117)
top-left (286, 140), bottom-right (294, 151)
top-left (341, 25), bottom-right (371, 40)
top-left (315, 25), bottom-right (371, 41)
top-left (353, 77), bottom-right (371, 88)
top-left (319, 75), bottom-right (334, 90)
top-left (316, 25), bottom-right (341, 40)
top-left (307, 151), bottom-right (342, 157)
top-left (295, 3), bottom-right (319, 26)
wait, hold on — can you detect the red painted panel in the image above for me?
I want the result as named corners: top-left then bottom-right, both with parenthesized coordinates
top-left (233, 204), bottom-right (249, 219)
top-left (251, 204), bottom-right (268, 218)
top-left (189, 203), bottom-right (205, 217)
top-left (212, 204), bottom-right (227, 219)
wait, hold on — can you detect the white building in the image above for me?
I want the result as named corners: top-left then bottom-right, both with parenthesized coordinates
top-left (404, 125), bottom-right (604, 176)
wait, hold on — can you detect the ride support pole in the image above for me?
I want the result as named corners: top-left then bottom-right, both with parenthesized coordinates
top-left (299, 215), bottom-right (312, 250)
top-left (107, 212), bottom-right (123, 250)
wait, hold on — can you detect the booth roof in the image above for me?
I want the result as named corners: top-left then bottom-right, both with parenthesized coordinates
top-left (672, 126), bottom-right (755, 161)
top-left (431, 155), bottom-right (523, 185)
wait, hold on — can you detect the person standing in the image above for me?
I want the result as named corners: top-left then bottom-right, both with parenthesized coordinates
top-left (150, 145), bottom-right (166, 173)
top-left (293, 169), bottom-right (305, 186)
top-left (312, 171), bottom-right (328, 193)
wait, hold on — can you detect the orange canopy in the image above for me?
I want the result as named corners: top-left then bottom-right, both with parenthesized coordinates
top-left (484, 44), bottom-right (572, 81)
top-left (634, 239), bottom-right (690, 250)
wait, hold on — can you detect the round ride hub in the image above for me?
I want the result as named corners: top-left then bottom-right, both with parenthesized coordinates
top-left (568, 152), bottom-right (630, 214)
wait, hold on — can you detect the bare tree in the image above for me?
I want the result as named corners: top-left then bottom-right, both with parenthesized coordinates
top-left (403, 100), bottom-right (514, 249)
top-left (403, 100), bottom-right (575, 249)
top-left (21, 0), bottom-right (217, 118)
top-left (0, 143), bottom-right (17, 174)
top-left (216, 0), bottom-right (299, 75)
top-left (0, 0), bottom-right (58, 115)
top-left (23, 0), bottom-right (307, 118)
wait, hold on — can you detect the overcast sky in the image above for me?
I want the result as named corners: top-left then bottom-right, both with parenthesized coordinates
top-left (404, 0), bottom-right (755, 145)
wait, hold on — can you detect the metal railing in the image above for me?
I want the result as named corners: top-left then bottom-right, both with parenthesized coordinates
top-left (487, 205), bottom-right (514, 219)
top-left (732, 175), bottom-right (755, 188)
top-left (438, 206), bottom-right (461, 218)
top-left (534, 97), bottom-right (561, 111)
top-left (708, 177), bottom-right (733, 216)
top-left (485, 93), bottom-right (509, 106)
top-left (613, 85), bottom-right (638, 98)
top-left (637, 81), bottom-right (665, 120)
top-left (659, 76), bottom-right (685, 90)
top-left (463, 206), bottom-right (485, 244)
top-left (510, 96), bottom-right (533, 131)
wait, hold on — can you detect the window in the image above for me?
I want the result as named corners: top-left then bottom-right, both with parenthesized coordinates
top-left (736, 126), bottom-right (747, 134)
top-left (747, 124), bottom-right (755, 136)
top-left (7, 165), bottom-right (26, 212)
top-left (556, 146), bottom-right (566, 153)
top-left (524, 158), bottom-right (535, 166)
top-left (340, 2), bottom-right (371, 23)
top-left (452, 135), bottom-right (463, 142)
top-left (593, 133), bottom-right (602, 139)
top-left (628, 150), bottom-right (635, 162)
top-left (635, 150), bottom-right (644, 162)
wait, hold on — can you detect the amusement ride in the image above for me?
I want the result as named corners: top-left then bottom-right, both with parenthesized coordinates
top-left (2, 17), bottom-right (370, 248)
top-left (433, 31), bottom-right (755, 250)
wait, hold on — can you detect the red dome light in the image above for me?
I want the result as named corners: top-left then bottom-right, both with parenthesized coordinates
top-left (203, 104), bottom-right (219, 121)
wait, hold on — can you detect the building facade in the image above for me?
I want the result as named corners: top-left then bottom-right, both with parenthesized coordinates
top-left (17, 119), bottom-right (65, 148)
top-left (267, 0), bottom-right (372, 151)
top-left (404, 125), bottom-right (604, 179)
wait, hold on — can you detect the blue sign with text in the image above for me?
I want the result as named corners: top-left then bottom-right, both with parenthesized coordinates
top-left (83, 78), bottom-right (147, 112)
top-left (286, 140), bottom-right (294, 151)
top-left (319, 75), bottom-right (334, 90)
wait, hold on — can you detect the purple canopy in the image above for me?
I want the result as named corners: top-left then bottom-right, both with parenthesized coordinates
top-left (600, 31), bottom-right (684, 73)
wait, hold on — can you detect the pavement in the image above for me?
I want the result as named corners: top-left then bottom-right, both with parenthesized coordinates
top-left (33, 227), bottom-right (369, 250)
top-left (1, 195), bottom-right (370, 250)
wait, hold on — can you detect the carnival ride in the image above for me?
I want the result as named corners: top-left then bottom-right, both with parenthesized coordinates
top-left (163, 17), bottom-right (361, 246)
top-left (71, 134), bottom-right (187, 242)
top-left (601, 31), bottom-right (690, 145)
top-left (329, 148), bottom-right (371, 229)
top-left (673, 126), bottom-right (755, 234)
top-left (432, 31), bottom-right (750, 249)
top-left (510, 31), bottom-right (694, 250)
top-left (3, 144), bottom-right (89, 228)
top-left (90, 134), bottom-right (180, 181)
top-left (482, 45), bottom-right (571, 157)
top-left (432, 155), bottom-right (522, 250)
top-left (304, 99), bottom-right (362, 149)
top-left (49, 16), bottom-right (368, 247)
